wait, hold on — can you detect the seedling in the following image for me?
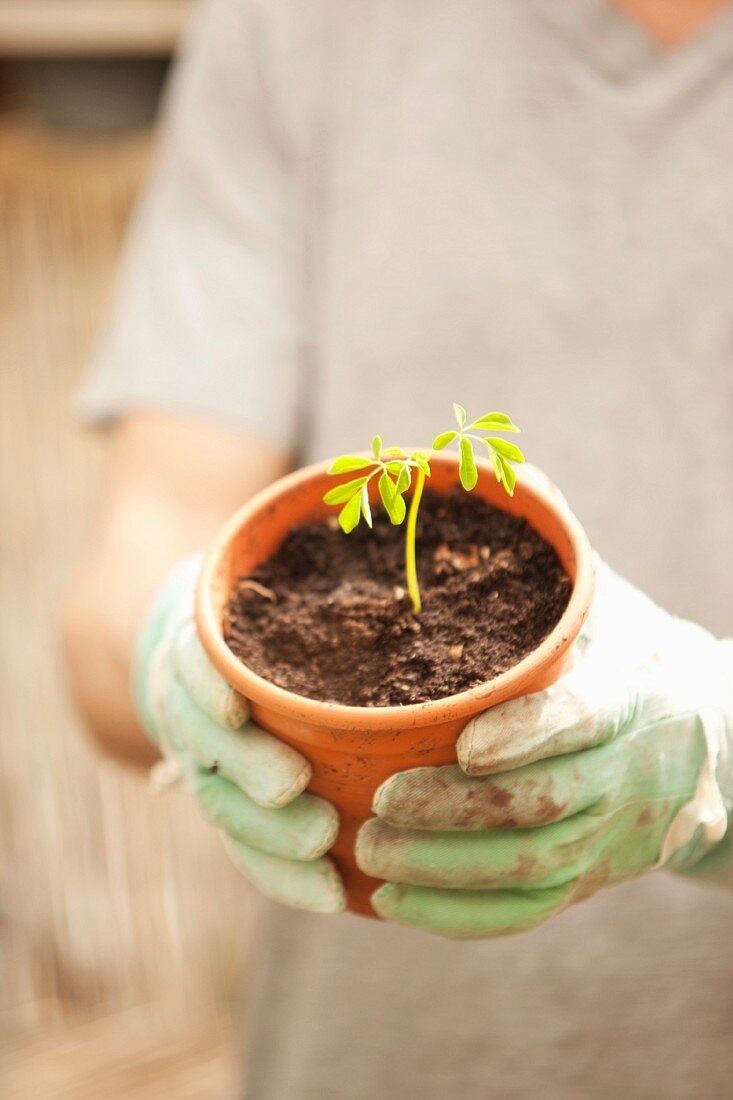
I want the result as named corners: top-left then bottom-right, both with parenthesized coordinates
top-left (323, 403), bottom-right (525, 614)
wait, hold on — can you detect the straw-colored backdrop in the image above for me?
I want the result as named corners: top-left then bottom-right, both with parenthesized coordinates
top-left (1, 116), bottom-right (253, 1097)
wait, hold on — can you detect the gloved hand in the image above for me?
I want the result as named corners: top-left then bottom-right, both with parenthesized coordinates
top-left (135, 557), bottom-right (345, 914)
top-left (357, 560), bottom-right (733, 939)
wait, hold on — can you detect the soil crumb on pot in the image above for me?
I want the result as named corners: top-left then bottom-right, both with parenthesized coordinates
top-left (224, 489), bottom-right (571, 707)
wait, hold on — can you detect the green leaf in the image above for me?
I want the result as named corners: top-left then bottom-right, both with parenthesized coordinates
top-left (329, 455), bottom-right (373, 474)
top-left (471, 418), bottom-right (520, 433)
top-left (385, 461), bottom-right (403, 476)
top-left (395, 463), bottom-right (412, 496)
top-left (471, 411), bottom-right (519, 431)
top-left (453, 403), bottom-right (467, 429)
top-left (487, 445), bottom-right (503, 483)
top-left (497, 455), bottom-right (517, 496)
top-left (371, 435), bottom-right (382, 459)
top-left (391, 492), bottom-right (406, 524)
top-left (360, 484), bottom-right (373, 527)
top-left (323, 476), bottom-right (368, 505)
top-left (378, 473), bottom-right (405, 524)
top-left (459, 437), bottom-right (478, 491)
top-left (384, 447), bottom-right (407, 457)
top-left (378, 470), bottom-right (394, 503)
top-left (487, 438), bottom-right (525, 463)
top-left (378, 470), bottom-right (395, 507)
top-left (338, 493), bottom-right (362, 533)
top-left (411, 451), bottom-right (432, 476)
top-left (432, 430), bottom-right (457, 451)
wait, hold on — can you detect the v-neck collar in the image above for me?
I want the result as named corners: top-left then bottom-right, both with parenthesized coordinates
top-left (533, 0), bottom-right (733, 87)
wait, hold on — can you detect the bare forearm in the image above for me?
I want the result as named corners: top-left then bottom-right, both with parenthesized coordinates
top-left (61, 497), bottom-right (200, 767)
top-left (61, 413), bottom-right (289, 768)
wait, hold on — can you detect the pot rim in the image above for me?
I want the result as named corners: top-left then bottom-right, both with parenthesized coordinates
top-left (196, 454), bottom-right (595, 731)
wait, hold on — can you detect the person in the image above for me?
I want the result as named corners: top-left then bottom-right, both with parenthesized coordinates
top-left (62, 1), bottom-right (733, 1096)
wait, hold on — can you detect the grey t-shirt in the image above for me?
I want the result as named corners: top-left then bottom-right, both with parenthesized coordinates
top-left (81, 1), bottom-right (733, 1097)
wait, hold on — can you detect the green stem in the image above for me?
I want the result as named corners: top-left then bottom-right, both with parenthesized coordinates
top-left (405, 467), bottom-right (425, 614)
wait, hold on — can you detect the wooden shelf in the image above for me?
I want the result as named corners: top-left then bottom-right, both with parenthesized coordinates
top-left (0, 0), bottom-right (191, 56)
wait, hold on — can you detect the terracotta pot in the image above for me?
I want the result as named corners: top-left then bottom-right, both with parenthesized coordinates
top-left (196, 454), bottom-right (595, 917)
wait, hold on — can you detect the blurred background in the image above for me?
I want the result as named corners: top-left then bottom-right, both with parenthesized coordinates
top-left (1, 3), bottom-right (255, 1095)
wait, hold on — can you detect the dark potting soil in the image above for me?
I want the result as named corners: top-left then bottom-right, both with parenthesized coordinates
top-left (224, 488), bottom-right (572, 707)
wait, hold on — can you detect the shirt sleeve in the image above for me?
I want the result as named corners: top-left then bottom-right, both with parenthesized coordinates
top-left (77, 0), bottom-right (305, 452)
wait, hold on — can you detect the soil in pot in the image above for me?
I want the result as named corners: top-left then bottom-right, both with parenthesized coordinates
top-left (224, 488), bottom-right (572, 707)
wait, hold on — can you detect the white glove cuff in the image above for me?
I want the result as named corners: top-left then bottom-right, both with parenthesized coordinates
top-left (659, 638), bottom-right (733, 867)
top-left (718, 638), bottom-right (733, 802)
top-left (658, 710), bottom-right (729, 865)
top-left (721, 638), bottom-right (733, 695)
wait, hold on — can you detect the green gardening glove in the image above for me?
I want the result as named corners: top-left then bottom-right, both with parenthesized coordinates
top-left (135, 557), bottom-right (345, 914)
top-left (356, 560), bottom-right (733, 938)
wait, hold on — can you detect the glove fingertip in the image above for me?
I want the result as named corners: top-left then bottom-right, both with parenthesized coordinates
top-left (225, 689), bottom-right (250, 729)
top-left (371, 772), bottom-right (401, 815)
top-left (457, 702), bottom-right (529, 775)
top-left (354, 818), bottom-right (388, 877)
top-left (260, 758), bottom-right (313, 808)
top-left (321, 860), bottom-right (348, 914)
top-left (322, 807), bottom-right (340, 853)
top-left (371, 881), bottom-right (398, 914)
top-left (174, 622), bottom-right (251, 730)
top-left (304, 803), bottom-right (341, 861)
top-left (456, 716), bottom-right (483, 774)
